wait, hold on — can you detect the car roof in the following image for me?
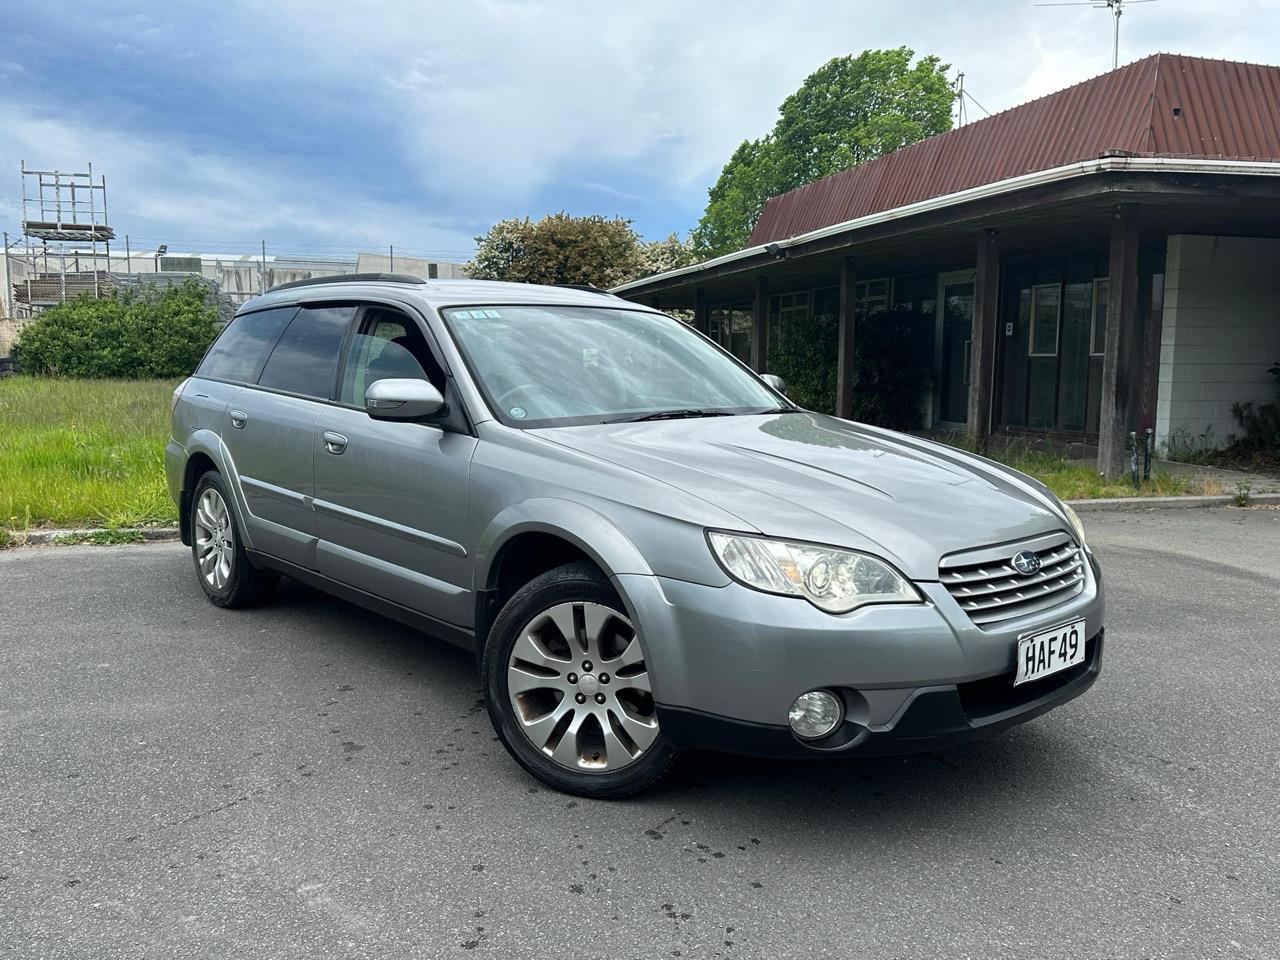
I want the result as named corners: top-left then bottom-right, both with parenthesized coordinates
top-left (236, 277), bottom-right (656, 315)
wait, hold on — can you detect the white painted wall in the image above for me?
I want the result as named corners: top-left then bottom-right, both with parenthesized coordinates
top-left (1156, 235), bottom-right (1280, 449)
top-left (355, 252), bottom-right (465, 279)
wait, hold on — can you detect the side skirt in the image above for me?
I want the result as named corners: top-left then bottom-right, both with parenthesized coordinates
top-left (247, 549), bottom-right (477, 655)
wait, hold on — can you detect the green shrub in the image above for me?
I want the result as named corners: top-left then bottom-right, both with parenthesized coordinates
top-left (13, 280), bottom-right (220, 378)
top-left (770, 304), bottom-right (933, 430)
top-left (1229, 361), bottom-right (1280, 451)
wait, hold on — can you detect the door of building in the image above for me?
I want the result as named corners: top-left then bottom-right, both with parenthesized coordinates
top-left (937, 272), bottom-right (976, 424)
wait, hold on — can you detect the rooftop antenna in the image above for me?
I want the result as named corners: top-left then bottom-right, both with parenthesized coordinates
top-left (1034, 0), bottom-right (1159, 69)
top-left (952, 71), bottom-right (992, 127)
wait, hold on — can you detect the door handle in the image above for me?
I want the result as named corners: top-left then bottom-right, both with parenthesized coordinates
top-left (322, 431), bottom-right (348, 455)
top-left (229, 410), bottom-right (247, 429)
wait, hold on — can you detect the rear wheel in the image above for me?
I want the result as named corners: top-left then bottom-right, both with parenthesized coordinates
top-left (190, 470), bottom-right (278, 608)
top-left (483, 562), bottom-right (676, 798)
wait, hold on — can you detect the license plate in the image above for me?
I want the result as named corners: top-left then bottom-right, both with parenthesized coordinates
top-left (1014, 619), bottom-right (1086, 686)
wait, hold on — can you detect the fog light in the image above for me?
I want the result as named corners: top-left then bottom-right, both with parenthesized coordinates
top-left (788, 690), bottom-right (843, 740)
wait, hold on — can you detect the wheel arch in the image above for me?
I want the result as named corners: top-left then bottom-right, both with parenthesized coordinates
top-left (472, 499), bottom-right (654, 661)
top-left (179, 431), bottom-right (253, 549)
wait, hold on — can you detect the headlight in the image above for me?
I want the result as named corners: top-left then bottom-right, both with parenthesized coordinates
top-left (707, 531), bottom-right (921, 614)
top-left (1061, 502), bottom-right (1089, 551)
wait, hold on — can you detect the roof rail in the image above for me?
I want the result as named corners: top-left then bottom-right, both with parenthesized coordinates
top-left (551, 283), bottom-right (615, 296)
top-left (267, 272), bottom-right (429, 294)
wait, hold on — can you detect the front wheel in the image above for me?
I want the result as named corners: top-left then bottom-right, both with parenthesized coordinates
top-left (483, 562), bottom-right (676, 798)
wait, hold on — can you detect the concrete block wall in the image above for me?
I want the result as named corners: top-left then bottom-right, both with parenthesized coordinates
top-left (0, 317), bottom-right (26, 359)
top-left (1156, 235), bottom-right (1280, 449)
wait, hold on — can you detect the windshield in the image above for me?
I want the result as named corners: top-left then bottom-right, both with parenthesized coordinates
top-left (442, 304), bottom-right (788, 427)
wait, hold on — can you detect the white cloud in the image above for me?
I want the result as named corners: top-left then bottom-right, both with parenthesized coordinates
top-left (6, 0), bottom-right (1280, 248)
top-left (230, 0), bottom-right (1280, 206)
top-left (0, 102), bottom-right (477, 258)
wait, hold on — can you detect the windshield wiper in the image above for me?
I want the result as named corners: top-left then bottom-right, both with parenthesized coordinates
top-left (624, 408), bottom-right (737, 422)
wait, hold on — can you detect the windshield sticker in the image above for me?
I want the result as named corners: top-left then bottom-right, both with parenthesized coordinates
top-left (483, 309), bottom-right (502, 318)
top-left (582, 347), bottom-right (599, 368)
top-left (509, 406), bottom-right (528, 420)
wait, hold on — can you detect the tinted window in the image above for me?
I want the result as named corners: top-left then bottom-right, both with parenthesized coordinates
top-left (197, 307), bottom-right (296, 383)
top-left (257, 305), bottom-right (356, 398)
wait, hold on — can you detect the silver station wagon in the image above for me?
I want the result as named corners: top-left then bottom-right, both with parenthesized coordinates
top-left (166, 274), bottom-right (1104, 797)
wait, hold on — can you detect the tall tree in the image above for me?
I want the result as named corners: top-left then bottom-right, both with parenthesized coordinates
top-left (692, 47), bottom-right (954, 258)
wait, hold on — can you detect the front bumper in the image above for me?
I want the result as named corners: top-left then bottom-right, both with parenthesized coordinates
top-left (614, 551), bottom-right (1104, 757)
top-left (657, 631), bottom-right (1102, 758)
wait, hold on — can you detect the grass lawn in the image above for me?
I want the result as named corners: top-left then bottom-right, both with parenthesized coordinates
top-left (940, 434), bottom-right (1195, 501)
top-left (0, 377), bottom-right (179, 530)
top-left (0, 377), bottom-right (1219, 538)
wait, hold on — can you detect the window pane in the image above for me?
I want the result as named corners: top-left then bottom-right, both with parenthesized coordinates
top-left (339, 321), bottom-right (433, 406)
top-left (257, 305), bottom-right (355, 398)
top-left (197, 307), bottom-right (296, 382)
top-left (1091, 279), bottom-right (1109, 355)
top-left (1029, 285), bottom-right (1061, 356)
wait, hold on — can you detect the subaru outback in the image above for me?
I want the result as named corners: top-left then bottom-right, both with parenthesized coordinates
top-left (166, 274), bottom-right (1103, 798)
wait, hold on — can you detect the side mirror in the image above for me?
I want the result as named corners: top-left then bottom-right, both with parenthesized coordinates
top-left (364, 378), bottom-right (445, 422)
top-left (760, 373), bottom-right (788, 396)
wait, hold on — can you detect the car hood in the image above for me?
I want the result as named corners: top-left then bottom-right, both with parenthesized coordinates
top-left (532, 412), bottom-right (1070, 580)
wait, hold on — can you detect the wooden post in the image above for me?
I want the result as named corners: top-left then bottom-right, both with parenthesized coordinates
top-left (693, 287), bottom-right (709, 335)
top-left (836, 258), bottom-right (857, 419)
top-left (968, 229), bottom-right (1000, 445)
top-left (751, 275), bottom-right (769, 372)
top-left (1098, 204), bottom-right (1141, 479)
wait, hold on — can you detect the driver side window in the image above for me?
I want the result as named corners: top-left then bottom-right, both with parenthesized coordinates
top-left (339, 307), bottom-right (445, 407)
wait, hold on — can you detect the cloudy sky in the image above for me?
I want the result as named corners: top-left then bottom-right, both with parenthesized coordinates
top-left (3, 0), bottom-right (1278, 261)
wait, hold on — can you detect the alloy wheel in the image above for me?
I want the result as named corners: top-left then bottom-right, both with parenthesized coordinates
top-left (507, 601), bottom-right (658, 773)
top-left (194, 487), bottom-right (235, 590)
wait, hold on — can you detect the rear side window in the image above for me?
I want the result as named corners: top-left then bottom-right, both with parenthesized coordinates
top-left (256, 305), bottom-right (357, 398)
top-left (197, 307), bottom-right (296, 383)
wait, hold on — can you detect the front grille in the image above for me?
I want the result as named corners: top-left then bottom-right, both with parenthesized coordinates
top-left (940, 531), bottom-right (1086, 627)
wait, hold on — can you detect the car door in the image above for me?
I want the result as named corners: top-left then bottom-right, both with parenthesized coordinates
top-left (222, 303), bottom-right (356, 569)
top-left (312, 303), bottom-right (478, 627)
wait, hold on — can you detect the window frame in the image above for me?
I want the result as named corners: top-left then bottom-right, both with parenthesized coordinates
top-left (855, 277), bottom-right (892, 315)
top-left (1089, 277), bottom-right (1110, 357)
top-left (1028, 283), bottom-right (1063, 358)
top-left (197, 297), bottom-right (464, 426)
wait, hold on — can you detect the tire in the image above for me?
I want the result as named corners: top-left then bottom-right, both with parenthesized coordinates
top-left (483, 561), bottom-right (677, 799)
top-left (189, 470), bottom-right (279, 608)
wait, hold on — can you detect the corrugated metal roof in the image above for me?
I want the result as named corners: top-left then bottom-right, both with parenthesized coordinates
top-left (749, 53), bottom-right (1280, 245)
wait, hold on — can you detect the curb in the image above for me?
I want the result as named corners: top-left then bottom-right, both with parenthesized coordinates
top-left (8, 526), bottom-right (181, 547)
top-left (1066, 492), bottom-right (1280, 513)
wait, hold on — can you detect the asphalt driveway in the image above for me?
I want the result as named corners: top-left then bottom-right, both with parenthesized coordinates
top-left (2, 507), bottom-right (1279, 959)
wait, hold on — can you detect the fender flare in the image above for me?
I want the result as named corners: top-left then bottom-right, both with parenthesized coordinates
top-left (182, 430), bottom-right (257, 550)
top-left (474, 498), bottom-right (655, 588)
top-left (471, 498), bottom-right (654, 660)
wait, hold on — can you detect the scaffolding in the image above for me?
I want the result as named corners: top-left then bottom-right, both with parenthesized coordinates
top-left (5, 161), bottom-right (115, 317)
